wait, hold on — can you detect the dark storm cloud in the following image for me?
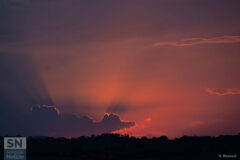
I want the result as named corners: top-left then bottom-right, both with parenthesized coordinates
top-left (0, 104), bottom-right (135, 137)
top-left (0, 54), bottom-right (135, 136)
top-left (57, 111), bottom-right (135, 137)
top-left (0, 53), bottom-right (134, 137)
top-left (0, 53), bottom-right (54, 136)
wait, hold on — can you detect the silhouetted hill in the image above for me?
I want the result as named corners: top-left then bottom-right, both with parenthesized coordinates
top-left (1, 133), bottom-right (240, 160)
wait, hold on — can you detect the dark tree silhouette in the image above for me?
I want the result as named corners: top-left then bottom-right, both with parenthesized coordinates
top-left (1, 133), bottom-right (239, 160)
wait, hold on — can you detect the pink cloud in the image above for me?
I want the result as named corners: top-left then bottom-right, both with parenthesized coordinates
top-left (154, 35), bottom-right (240, 47)
top-left (205, 88), bottom-right (240, 96)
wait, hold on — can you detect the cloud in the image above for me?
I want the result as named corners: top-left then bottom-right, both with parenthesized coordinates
top-left (0, 104), bottom-right (135, 137)
top-left (206, 88), bottom-right (240, 96)
top-left (0, 52), bottom-right (134, 137)
top-left (153, 35), bottom-right (240, 47)
top-left (0, 53), bottom-right (55, 136)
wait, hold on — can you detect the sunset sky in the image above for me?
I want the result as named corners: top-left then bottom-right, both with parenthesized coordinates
top-left (1, 0), bottom-right (240, 138)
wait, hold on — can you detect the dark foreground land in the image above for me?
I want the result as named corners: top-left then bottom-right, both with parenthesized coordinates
top-left (1, 133), bottom-right (240, 160)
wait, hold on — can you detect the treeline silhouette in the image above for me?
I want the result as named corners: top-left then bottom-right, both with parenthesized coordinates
top-left (1, 133), bottom-right (240, 160)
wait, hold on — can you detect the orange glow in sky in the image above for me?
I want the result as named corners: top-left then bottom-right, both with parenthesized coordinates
top-left (2, 0), bottom-right (240, 137)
